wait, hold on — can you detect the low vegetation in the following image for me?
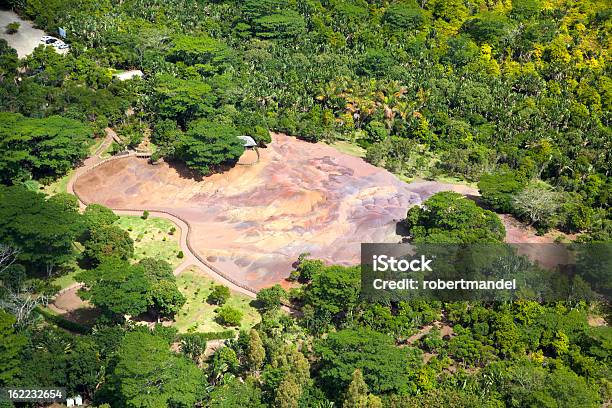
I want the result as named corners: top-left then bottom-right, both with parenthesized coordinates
top-left (113, 216), bottom-right (182, 268)
top-left (173, 267), bottom-right (260, 333)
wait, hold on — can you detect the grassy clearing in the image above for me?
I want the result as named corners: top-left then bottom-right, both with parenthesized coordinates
top-left (173, 267), bottom-right (260, 333)
top-left (326, 139), bottom-right (481, 189)
top-left (114, 216), bottom-right (183, 269)
top-left (52, 216), bottom-right (181, 291)
top-left (42, 136), bottom-right (107, 196)
top-left (52, 269), bottom-right (80, 291)
top-left (326, 140), bottom-right (366, 158)
top-left (428, 174), bottom-right (479, 189)
top-left (41, 169), bottom-right (74, 196)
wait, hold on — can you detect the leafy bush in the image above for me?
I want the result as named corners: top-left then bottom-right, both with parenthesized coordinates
top-left (6, 22), bottom-right (20, 34)
top-left (217, 306), bottom-right (243, 327)
top-left (175, 120), bottom-right (244, 175)
top-left (208, 285), bottom-right (231, 305)
top-left (478, 171), bottom-right (527, 213)
top-left (256, 284), bottom-right (287, 311)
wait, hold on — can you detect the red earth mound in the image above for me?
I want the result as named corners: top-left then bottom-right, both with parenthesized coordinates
top-left (74, 134), bottom-right (479, 289)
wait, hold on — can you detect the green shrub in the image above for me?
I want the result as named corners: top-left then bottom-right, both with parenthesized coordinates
top-left (217, 306), bottom-right (243, 327)
top-left (177, 330), bottom-right (235, 341)
top-left (6, 22), bottom-right (20, 34)
top-left (208, 284), bottom-right (231, 305)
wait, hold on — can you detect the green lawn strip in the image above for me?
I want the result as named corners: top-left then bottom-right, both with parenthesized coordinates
top-left (173, 267), bottom-right (260, 333)
top-left (114, 215), bottom-right (183, 269)
top-left (326, 140), bottom-right (366, 158)
top-left (35, 306), bottom-right (91, 334)
top-left (41, 168), bottom-right (74, 196)
top-left (52, 269), bottom-right (80, 291)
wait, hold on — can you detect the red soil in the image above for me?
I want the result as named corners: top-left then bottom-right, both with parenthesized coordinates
top-left (73, 133), bottom-right (561, 288)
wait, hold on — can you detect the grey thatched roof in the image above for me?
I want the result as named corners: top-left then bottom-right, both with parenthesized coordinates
top-left (237, 135), bottom-right (257, 148)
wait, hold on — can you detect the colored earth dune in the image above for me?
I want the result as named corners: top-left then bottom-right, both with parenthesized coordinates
top-left (74, 133), bottom-right (476, 289)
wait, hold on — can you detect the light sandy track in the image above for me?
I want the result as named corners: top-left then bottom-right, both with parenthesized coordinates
top-left (66, 129), bottom-right (294, 308)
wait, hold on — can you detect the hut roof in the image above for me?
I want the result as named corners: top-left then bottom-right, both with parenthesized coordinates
top-left (237, 135), bottom-right (257, 148)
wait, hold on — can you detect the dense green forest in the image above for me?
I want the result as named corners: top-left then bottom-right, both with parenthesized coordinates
top-left (0, 0), bottom-right (610, 235)
top-left (0, 0), bottom-right (610, 407)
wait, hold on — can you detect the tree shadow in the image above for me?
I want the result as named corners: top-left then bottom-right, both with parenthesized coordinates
top-left (165, 158), bottom-right (243, 182)
top-left (63, 307), bottom-right (101, 326)
top-left (165, 159), bottom-right (205, 181)
top-left (249, 299), bottom-right (264, 310)
top-left (464, 193), bottom-right (484, 207)
top-left (395, 220), bottom-right (410, 237)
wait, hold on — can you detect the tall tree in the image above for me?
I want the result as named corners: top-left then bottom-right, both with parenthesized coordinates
top-left (109, 331), bottom-right (204, 407)
top-left (0, 309), bottom-right (26, 385)
top-left (0, 113), bottom-right (92, 183)
top-left (140, 258), bottom-right (185, 318)
top-left (304, 265), bottom-right (361, 322)
top-left (343, 369), bottom-right (382, 408)
top-left (0, 185), bottom-right (84, 274)
top-left (176, 120), bottom-right (244, 176)
top-left (83, 225), bottom-right (134, 265)
top-left (152, 75), bottom-right (216, 127)
top-left (314, 329), bottom-right (422, 396)
top-left (274, 374), bottom-right (301, 408)
top-left (247, 329), bottom-right (266, 373)
top-left (403, 191), bottom-right (506, 243)
top-left (77, 258), bottom-right (151, 317)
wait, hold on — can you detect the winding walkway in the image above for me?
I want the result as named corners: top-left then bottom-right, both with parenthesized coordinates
top-left (66, 129), bottom-right (280, 303)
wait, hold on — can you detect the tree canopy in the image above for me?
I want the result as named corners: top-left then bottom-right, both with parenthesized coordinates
top-left (0, 113), bottom-right (92, 183)
top-left (404, 191), bottom-right (506, 243)
top-left (176, 120), bottom-right (244, 175)
top-left (0, 185), bottom-right (84, 273)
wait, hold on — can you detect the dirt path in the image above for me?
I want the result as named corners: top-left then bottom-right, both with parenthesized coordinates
top-left (67, 128), bottom-right (116, 210)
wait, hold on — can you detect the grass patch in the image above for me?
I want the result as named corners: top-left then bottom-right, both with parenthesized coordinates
top-left (52, 269), bottom-right (80, 291)
top-left (42, 169), bottom-right (74, 196)
top-left (173, 267), bottom-right (260, 333)
top-left (114, 216), bottom-right (182, 269)
top-left (326, 140), bottom-right (366, 158)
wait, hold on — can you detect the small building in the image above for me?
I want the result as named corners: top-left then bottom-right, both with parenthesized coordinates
top-left (66, 395), bottom-right (83, 407)
top-left (113, 70), bottom-right (144, 81)
top-left (237, 135), bottom-right (257, 148)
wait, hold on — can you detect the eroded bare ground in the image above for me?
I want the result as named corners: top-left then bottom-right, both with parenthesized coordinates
top-left (75, 134), bottom-right (474, 289)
